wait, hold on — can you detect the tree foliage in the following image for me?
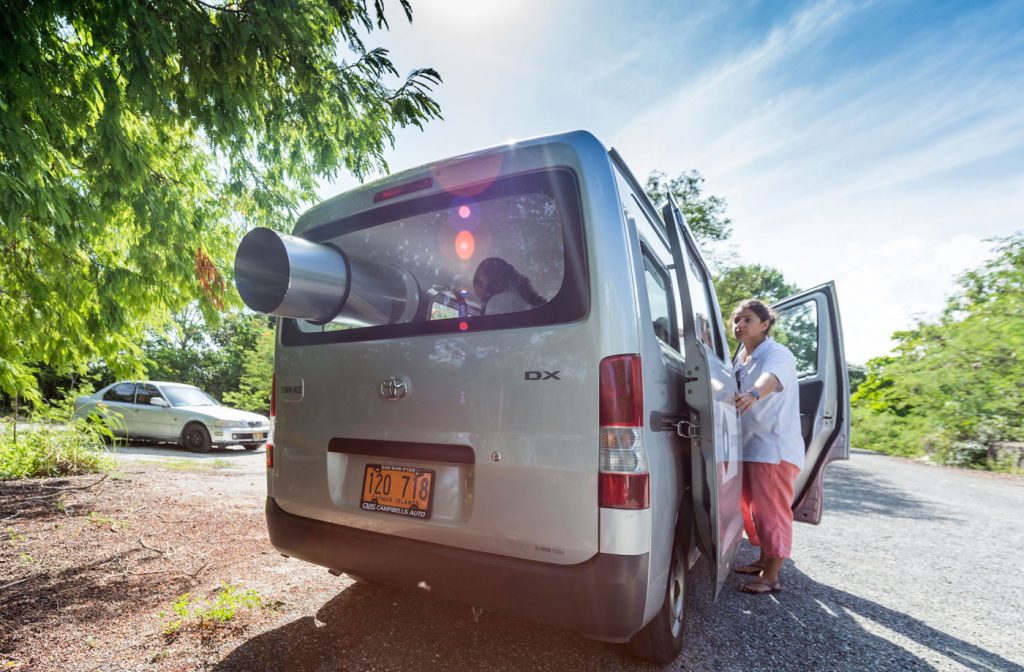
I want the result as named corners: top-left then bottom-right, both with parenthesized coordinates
top-left (0, 0), bottom-right (441, 401)
top-left (143, 309), bottom-right (271, 402)
top-left (645, 170), bottom-right (732, 245)
top-left (222, 324), bottom-right (275, 415)
top-left (852, 234), bottom-right (1024, 468)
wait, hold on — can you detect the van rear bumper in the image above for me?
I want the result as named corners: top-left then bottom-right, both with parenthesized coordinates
top-left (266, 497), bottom-right (648, 642)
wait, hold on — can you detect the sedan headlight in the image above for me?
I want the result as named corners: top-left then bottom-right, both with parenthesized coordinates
top-left (213, 419), bottom-right (243, 428)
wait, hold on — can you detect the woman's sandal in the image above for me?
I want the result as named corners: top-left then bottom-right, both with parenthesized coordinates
top-left (733, 563), bottom-right (765, 575)
top-left (739, 578), bottom-right (782, 595)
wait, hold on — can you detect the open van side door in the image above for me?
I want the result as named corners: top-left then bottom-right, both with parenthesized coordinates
top-left (662, 197), bottom-right (743, 602)
top-left (771, 282), bottom-right (850, 524)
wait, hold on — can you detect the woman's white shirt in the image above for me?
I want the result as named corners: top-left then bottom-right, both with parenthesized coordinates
top-left (484, 291), bottom-right (534, 315)
top-left (734, 337), bottom-right (805, 468)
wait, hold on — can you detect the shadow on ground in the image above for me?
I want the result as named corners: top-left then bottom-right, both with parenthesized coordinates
top-left (216, 545), bottom-right (1021, 672)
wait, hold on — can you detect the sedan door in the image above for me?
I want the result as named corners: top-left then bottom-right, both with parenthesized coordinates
top-left (662, 198), bottom-right (743, 602)
top-left (771, 283), bottom-right (850, 524)
top-left (99, 382), bottom-right (137, 437)
top-left (132, 383), bottom-right (177, 440)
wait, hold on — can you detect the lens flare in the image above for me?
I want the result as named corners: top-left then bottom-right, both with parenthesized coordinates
top-left (448, 197), bottom-right (480, 232)
top-left (455, 231), bottom-right (475, 260)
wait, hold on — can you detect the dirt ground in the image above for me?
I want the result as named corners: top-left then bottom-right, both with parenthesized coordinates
top-left (0, 454), bottom-right (348, 672)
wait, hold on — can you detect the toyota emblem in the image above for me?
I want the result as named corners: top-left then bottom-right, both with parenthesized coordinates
top-left (380, 376), bottom-right (408, 401)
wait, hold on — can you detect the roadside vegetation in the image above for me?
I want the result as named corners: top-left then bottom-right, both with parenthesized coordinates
top-left (852, 234), bottom-right (1024, 472)
top-left (0, 396), bottom-right (113, 481)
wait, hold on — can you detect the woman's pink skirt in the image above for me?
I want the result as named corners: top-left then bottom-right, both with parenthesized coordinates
top-left (741, 460), bottom-right (801, 558)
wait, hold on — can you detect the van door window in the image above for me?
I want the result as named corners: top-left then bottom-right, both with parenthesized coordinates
top-left (642, 249), bottom-right (676, 349)
top-left (774, 300), bottom-right (819, 377)
top-left (283, 170), bottom-right (587, 345)
top-left (613, 168), bottom-right (681, 352)
top-left (679, 249), bottom-right (717, 354)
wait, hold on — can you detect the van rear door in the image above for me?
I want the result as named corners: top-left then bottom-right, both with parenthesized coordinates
top-left (662, 198), bottom-right (743, 602)
top-left (771, 283), bottom-right (850, 523)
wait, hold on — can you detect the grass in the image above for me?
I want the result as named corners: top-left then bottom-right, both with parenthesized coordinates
top-left (135, 457), bottom-right (234, 472)
top-left (87, 511), bottom-right (129, 531)
top-left (161, 582), bottom-right (274, 637)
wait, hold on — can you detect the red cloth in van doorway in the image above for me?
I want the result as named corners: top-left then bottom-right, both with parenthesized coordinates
top-left (741, 460), bottom-right (801, 558)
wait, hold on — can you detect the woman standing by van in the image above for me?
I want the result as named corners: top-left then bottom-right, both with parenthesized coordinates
top-left (731, 299), bottom-right (804, 595)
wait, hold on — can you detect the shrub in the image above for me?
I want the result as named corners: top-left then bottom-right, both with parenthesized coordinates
top-left (851, 406), bottom-right (939, 458)
top-left (0, 392), bottom-right (114, 480)
top-left (161, 583), bottom-right (271, 637)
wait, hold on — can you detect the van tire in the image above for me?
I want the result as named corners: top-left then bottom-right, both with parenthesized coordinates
top-left (628, 540), bottom-right (687, 664)
top-left (182, 423), bottom-right (212, 453)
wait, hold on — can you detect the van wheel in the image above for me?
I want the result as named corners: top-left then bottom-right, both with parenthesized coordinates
top-left (628, 540), bottom-right (687, 664)
top-left (182, 423), bottom-right (212, 453)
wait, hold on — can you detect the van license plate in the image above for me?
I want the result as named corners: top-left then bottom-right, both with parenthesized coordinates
top-left (360, 465), bottom-right (434, 519)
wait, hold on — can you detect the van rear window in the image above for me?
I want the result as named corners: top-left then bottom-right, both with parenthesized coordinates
top-left (281, 169), bottom-right (587, 345)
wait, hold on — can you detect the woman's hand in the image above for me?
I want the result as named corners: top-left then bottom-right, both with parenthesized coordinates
top-left (735, 392), bottom-right (758, 415)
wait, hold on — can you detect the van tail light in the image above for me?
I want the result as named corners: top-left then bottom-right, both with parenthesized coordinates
top-left (267, 372), bottom-right (276, 469)
top-left (598, 354), bottom-right (649, 509)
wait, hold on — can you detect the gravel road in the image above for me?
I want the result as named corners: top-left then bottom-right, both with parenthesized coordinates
top-left (102, 446), bottom-right (1024, 672)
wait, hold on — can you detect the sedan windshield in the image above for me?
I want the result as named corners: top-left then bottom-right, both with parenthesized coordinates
top-left (163, 386), bottom-right (219, 407)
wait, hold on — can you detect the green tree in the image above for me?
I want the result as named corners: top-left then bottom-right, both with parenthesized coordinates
top-left (713, 264), bottom-right (800, 316)
top-left (852, 234), bottom-right (1024, 468)
top-left (645, 170), bottom-right (732, 247)
top-left (714, 263), bottom-right (801, 354)
top-left (142, 309), bottom-right (269, 401)
top-left (0, 0), bottom-right (441, 403)
top-left (645, 172), bottom-right (800, 350)
top-left (222, 325), bottom-right (275, 415)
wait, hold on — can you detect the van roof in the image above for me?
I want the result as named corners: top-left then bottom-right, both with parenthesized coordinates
top-left (293, 129), bottom-right (607, 236)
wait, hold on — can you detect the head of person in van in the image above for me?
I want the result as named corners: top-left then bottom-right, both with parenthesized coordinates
top-left (472, 257), bottom-right (546, 315)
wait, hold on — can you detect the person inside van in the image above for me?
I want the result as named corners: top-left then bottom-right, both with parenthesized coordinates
top-left (472, 257), bottom-right (545, 315)
top-left (731, 299), bottom-right (804, 595)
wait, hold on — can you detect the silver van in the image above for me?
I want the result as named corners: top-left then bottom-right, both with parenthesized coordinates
top-left (233, 130), bottom-right (850, 663)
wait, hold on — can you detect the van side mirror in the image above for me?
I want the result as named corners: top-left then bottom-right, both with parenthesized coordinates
top-left (150, 398), bottom-right (170, 408)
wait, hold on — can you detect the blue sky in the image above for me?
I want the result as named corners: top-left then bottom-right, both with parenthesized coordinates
top-left (320, 0), bottom-right (1024, 363)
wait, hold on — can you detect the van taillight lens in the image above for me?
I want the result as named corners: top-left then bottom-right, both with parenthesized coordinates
top-left (267, 372), bottom-right (276, 469)
top-left (598, 354), bottom-right (649, 509)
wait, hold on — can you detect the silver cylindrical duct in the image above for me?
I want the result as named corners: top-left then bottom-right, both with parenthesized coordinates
top-left (234, 227), bottom-right (420, 326)
top-left (338, 256), bottom-right (421, 327)
top-left (235, 228), bottom-right (350, 323)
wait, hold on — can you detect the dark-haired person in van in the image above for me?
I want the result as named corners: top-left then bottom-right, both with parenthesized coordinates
top-left (730, 299), bottom-right (804, 595)
top-left (473, 257), bottom-right (545, 315)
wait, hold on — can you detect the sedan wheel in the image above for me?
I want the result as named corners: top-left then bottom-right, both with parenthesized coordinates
top-left (182, 424), bottom-right (212, 453)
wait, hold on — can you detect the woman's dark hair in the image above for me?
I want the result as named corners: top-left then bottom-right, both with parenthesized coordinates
top-left (473, 257), bottom-right (545, 307)
top-left (731, 299), bottom-right (777, 334)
